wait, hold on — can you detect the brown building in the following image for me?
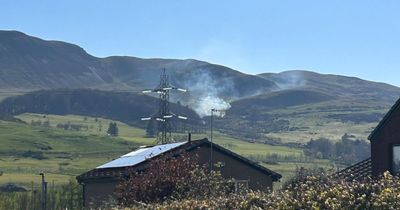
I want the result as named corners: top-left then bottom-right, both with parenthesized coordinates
top-left (338, 98), bottom-right (400, 179)
top-left (77, 138), bottom-right (282, 207)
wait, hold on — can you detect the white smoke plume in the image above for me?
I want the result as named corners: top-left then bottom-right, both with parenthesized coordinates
top-left (183, 69), bottom-right (232, 117)
top-left (195, 95), bottom-right (231, 117)
top-left (275, 71), bottom-right (307, 90)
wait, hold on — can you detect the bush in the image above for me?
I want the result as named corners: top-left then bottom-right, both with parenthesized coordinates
top-left (115, 152), bottom-right (233, 207)
top-left (123, 171), bottom-right (400, 210)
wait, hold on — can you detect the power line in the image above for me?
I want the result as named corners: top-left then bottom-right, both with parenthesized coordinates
top-left (141, 69), bottom-right (188, 144)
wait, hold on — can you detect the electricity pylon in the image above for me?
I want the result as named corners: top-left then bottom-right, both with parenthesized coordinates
top-left (141, 69), bottom-right (188, 144)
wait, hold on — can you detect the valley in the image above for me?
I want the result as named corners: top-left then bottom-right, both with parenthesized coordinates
top-left (0, 113), bottom-right (332, 187)
top-left (0, 30), bottom-right (395, 190)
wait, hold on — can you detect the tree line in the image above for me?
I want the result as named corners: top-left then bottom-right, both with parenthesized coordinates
top-left (304, 133), bottom-right (370, 164)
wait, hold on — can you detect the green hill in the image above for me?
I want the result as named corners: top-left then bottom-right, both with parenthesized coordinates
top-left (0, 89), bottom-right (202, 128)
top-left (0, 30), bottom-right (277, 100)
top-left (0, 113), bottom-right (313, 186)
top-left (258, 70), bottom-right (400, 103)
top-left (229, 89), bottom-right (335, 115)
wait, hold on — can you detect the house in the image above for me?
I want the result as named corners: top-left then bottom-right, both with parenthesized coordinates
top-left (76, 138), bottom-right (282, 207)
top-left (338, 97), bottom-right (400, 179)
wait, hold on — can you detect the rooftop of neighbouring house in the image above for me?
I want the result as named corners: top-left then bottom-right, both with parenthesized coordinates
top-left (76, 138), bottom-right (282, 182)
top-left (336, 158), bottom-right (372, 180)
top-left (96, 141), bottom-right (187, 169)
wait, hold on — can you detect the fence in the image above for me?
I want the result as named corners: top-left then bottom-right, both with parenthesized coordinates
top-left (0, 180), bottom-right (82, 210)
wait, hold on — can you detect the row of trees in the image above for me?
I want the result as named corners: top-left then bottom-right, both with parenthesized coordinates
top-left (31, 118), bottom-right (119, 137)
top-left (305, 133), bottom-right (370, 164)
top-left (30, 120), bottom-right (50, 127)
top-left (56, 123), bottom-right (89, 131)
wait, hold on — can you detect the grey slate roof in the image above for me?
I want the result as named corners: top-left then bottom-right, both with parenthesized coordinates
top-left (336, 158), bottom-right (372, 180)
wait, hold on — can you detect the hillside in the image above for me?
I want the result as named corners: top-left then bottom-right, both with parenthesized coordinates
top-left (212, 71), bottom-right (400, 143)
top-left (1, 30), bottom-right (400, 145)
top-left (0, 30), bottom-right (277, 100)
top-left (228, 89), bottom-right (335, 115)
top-left (0, 113), bottom-right (314, 186)
top-left (258, 70), bottom-right (400, 103)
top-left (0, 89), bottom-right (202, 127)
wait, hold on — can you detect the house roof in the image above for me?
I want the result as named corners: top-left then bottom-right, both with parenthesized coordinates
top-left (336, 158), bottom-right (372, 181)
top-left (368, 97), bottom-right (400, 141)
top-left (77, 138), bottom-right (282, 182)
top-left (96, 142), bottom-right (186, 169)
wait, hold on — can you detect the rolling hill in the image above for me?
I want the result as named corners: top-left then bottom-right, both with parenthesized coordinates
top-left (228, 89), bottom-right (336, 115)
top-left (0, 30), bottom-right (277, 100)
top-left (258, 70), bottom-right (400, 103)
top-left (1, 30), bottom-right (400, 145)
top-left (0, 89), bottom-right (202, 127)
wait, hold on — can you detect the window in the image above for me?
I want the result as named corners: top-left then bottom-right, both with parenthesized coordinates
top-left (392, 145), bottom-right (400, 173)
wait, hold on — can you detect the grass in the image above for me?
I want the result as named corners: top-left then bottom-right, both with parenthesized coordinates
top-left (0, 114), bottom-right (141, 186)
top-left (0, 113), bottom-right (333, 188)
top-left (16, 113), bottom-right (150, 145)
top-left (259, 100), bottom-right (385, 143)
top-left (211, 133), bottom-right (303, 157)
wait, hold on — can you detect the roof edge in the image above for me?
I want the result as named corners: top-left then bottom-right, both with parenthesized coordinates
top-left (368, 97), bottom-right (400, 141)
top-left (194, 139), bottom-right (282, 181)
top-left (77, 138), bottom-right (282, 182)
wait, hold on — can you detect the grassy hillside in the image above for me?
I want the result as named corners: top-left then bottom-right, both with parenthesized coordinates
top-left (0, 119), bottom-right (139, 185)
top-left (258, 70), bottom-right (400, 103)
top-left (0, 113), bottom-right (333, 187)
top-left (0, 30), bottom-right (277, 100)
top-left (229, 89), bottom-right (335, 114)
top-left (0, 89), bottom-right (202, 127)
top-left (221, 98), bottom-right (385, 143)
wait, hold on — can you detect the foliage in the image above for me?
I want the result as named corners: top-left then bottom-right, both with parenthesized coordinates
top-left (56, 122), bottom-right (89, 131)
top-left (305, 134), bottom-right (370, 164)
top-left (0, 180), bottom-right (82, 210)
top-left (107, 122), bottom-right (119, 136)
top-left (115, 152), bottom-right (233, 207)
top-left (247, 153), bottom-right (311, 164)
top-left (124, 171), bottom-right (400, 210)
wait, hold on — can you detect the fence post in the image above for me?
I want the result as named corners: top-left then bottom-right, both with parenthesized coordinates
top-left (39, 172), bottom-right (47, 210)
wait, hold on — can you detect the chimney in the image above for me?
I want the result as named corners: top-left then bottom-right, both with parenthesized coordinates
top-left (188, 133), bottom-right (192, 142)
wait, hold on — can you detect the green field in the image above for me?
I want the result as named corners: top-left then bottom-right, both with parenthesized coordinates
top-left (259, 100), bottom-right (384, 143)
top-left (0, 113), bottom-right (334, 188)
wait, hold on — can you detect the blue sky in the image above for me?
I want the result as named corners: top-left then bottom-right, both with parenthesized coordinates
top-left (1, 0), bottom-right (400, 86)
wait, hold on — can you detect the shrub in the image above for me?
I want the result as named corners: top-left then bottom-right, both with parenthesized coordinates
top-left (122, 171), bottom-right (400, 210)
top-left (115, 152), bottom-right (233, 207)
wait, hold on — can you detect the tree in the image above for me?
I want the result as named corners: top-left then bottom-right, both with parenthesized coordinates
top-left (115, 153), bottom-right (233, 206)
top-left (107, 122), bottom-right (118, 136)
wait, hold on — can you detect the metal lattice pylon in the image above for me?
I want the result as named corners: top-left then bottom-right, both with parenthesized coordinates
top-left (141, 69), bottom-right (188, 144)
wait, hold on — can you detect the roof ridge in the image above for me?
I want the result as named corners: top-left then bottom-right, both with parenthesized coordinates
top-left (77, 138), bottom-right (282, 182)
top-left (368, 97), bottom-right (400, 140)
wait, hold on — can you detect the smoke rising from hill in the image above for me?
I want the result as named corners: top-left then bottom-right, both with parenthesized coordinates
top-left (274, 71), bottom-right (307, 90)
top-left (184, 70), bottom-right (232, 117)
